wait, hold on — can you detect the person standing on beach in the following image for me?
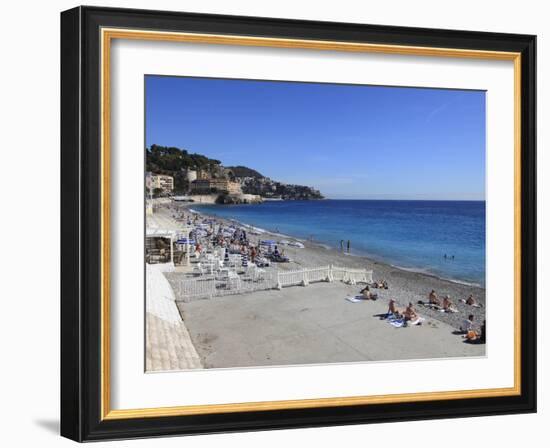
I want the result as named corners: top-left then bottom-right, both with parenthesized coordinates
top-left (340, 240), bottom-right (344, 252)
top-left (347, 240), bottom-right (351, 253)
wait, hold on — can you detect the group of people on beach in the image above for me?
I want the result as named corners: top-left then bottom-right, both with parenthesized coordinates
top-left (356, 282), bottom-right (486, 340)
top-left (427, 290), bottom-right (481, 311)
top-left (387, 299), bottom-right (420, 323)
top-left (427, 290), bottom-right (458, 312)
top-left (174, 207), bottom-right (289, 268)
top-left (355, 282), bottom-right (422, 326)
top-left (358, 278), bottom-right (389, 300)
top-left (426, 289), bottom-right (485, 342)
top-left (339, 239), bottom-right (352, 253)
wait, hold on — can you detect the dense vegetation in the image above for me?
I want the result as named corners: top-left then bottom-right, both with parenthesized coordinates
top-left (225, 165), bottom-right (264, 179)
top-left (146, 144), bottom-right (221, 172)
top-left (146, 144), bottom-right (222, 192)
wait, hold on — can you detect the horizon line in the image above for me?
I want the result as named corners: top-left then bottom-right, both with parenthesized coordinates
top-left (318, 198), bottom-right (486, 201)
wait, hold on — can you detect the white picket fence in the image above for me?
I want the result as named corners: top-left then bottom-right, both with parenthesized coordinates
top-left (276, 265), bottom-right (331, 287)
top-left (169, 271), bottom-right (278, 302)
top-left (331, 266), bottom-right (374, 285)
top-left (167, 265), bottom-right (373, 302)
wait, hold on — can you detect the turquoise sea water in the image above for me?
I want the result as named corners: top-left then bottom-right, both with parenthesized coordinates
top-left (193, 200), bottom-right (486, 286)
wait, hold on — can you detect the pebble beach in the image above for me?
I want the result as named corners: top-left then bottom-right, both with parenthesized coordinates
top-left (149, 203), bottom-right (486, 369)
top-left (177, 203), bottom-right (486, 333)
top-left (165, 204), bottom-right (487, 331)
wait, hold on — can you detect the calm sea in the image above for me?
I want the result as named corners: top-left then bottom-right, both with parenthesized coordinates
top-left (193, 200), bottom-right (486, 287)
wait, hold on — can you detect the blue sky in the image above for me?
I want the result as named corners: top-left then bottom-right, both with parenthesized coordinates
top-left (145, 76), bottom-right (486, 200)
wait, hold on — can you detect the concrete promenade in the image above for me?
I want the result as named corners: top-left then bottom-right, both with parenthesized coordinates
top-left (178, 282), bottom-right (484, 369)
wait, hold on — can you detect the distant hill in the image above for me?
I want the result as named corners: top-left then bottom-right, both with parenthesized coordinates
top-left (225, 166), bottom-right (264, 179)
top-left (146, 144), bottom-right (323, 200)
top-left (146, 144), bottom-right (221, 173)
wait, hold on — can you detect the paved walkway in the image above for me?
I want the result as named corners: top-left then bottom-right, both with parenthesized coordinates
top-left (178, 282), bottom-right (485, 369)
top-left (146, 264), bottom-right (202, 371)
top-left (146, 313), bottom-right (202, 371)
top-left (147, 208), bottom-right (180, 231)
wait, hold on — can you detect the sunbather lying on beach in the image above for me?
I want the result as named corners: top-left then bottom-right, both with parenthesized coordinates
top-left (459, 294), bottom-right (483, 307)
top-left (359, 286), bottom-right (378, 300)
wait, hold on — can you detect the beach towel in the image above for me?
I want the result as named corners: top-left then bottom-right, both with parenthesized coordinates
top-left (388, 318), bottom-right (405, 328)
top-left (439, 307), bottom-right (458, 313)
top-left (346, 295), bottom-right (369, 303)
top-left (421, 303), bottom-right (441, 310)
top-left (385, 315), bottom-right (424, 328)
top-left (408, 317), bottom-right (425, 326)
top-left (459, 298), bottom-right (482, 308)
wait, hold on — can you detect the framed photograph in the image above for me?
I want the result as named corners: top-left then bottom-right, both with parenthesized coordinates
top-left (61, 6), bottom-right (536, 441)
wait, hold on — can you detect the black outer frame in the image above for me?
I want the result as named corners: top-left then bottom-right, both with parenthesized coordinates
top-left (60, 5), bottom-right (536, 442)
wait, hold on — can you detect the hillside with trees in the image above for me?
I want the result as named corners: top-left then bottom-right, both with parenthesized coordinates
top-left (225, 165), bottom-right (264, 179)
top-left (146, 144), bottom-right (323, 200)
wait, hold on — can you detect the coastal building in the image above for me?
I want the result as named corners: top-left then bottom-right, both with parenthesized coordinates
top-left (151, 174), bottom-right (174, 193)
top-left (190, 178), bottom-right (214, 193)
top-left (182, 168), bottom-right (197, 183)
top-left (227, 181), bottom-right (242, 195)
top-left (196, 169), bottom-right (211, 180)
top-left (190, 178), bottom-right (242, 195)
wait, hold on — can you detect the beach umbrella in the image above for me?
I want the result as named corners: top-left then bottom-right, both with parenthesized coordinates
top-left (176, 238), bottom-right (195, 245)
top-left (224, 250), bottom-right (230, 266)
top-left (241, 253), bottom-right (248, 268)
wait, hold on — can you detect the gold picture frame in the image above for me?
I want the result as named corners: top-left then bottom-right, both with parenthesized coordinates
top-left (61, 6), bottom-right (536, 441)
